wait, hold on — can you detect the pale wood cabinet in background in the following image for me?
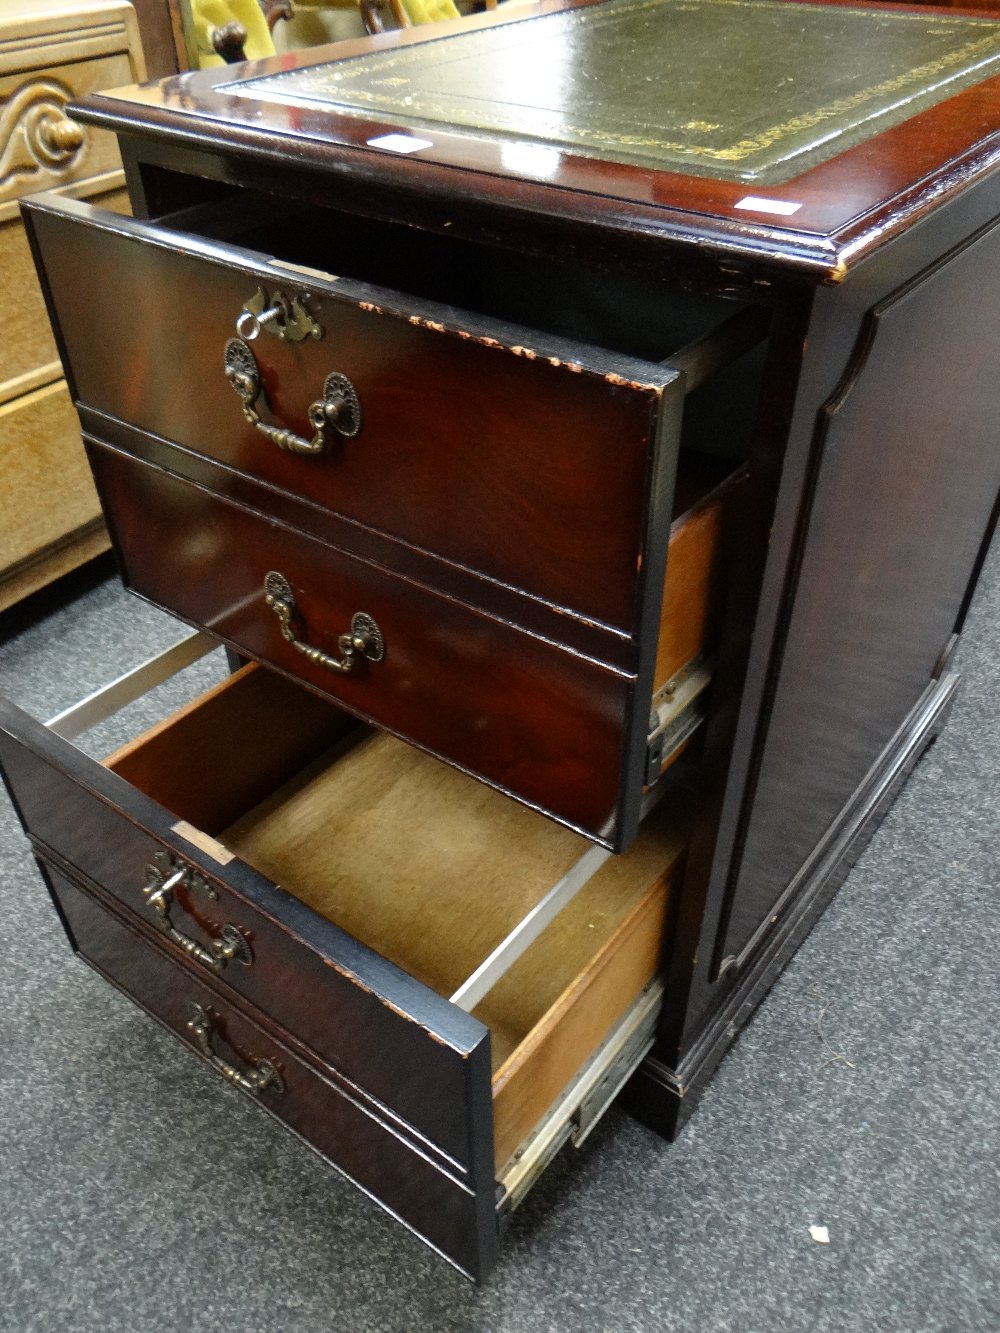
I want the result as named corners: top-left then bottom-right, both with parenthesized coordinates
top-left (0, 0), bottom-right (144, 611)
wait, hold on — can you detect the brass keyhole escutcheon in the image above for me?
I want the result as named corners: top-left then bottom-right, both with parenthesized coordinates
top-left (236, 286), bottom-right (323, 343)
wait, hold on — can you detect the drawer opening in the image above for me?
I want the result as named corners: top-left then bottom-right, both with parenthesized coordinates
top-left (82, 427), bottom-right (739, 844)
top-left (92, 658), bottom-right (688, 1175)
top-left (156, 185), bottom-right (768, 462)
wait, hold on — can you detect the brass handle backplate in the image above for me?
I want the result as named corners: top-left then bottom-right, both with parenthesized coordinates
top-left (142, 851), bottom-right (252, 970)
top-left (224, 337), bottom-right (362, 454)
top-left (187, 1004), bottom-right (284, 1095)
top-left (264, 571), bottom-right (384, 675)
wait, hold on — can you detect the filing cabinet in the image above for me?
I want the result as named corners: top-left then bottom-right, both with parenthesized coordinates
top-left (3, 0), bottom-right (999, 1280)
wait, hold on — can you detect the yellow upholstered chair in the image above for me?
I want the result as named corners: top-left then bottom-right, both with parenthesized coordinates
top-left (360, 0), bottom-right (460, 33)
top-left (186, 0), bottom-right (292, 67)
top-left (184, 0), bottom-right (460, 62)
top-left (398, 0), bottom-right (460, 22)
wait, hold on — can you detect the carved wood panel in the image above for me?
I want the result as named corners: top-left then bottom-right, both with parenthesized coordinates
top-left (0, 56), bottom-right (129, 212)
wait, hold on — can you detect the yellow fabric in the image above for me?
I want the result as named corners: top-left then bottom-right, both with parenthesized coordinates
top-left (397, 0), bottom-right (460, 23)
top-left (190, 0), bottom-right (276, 68)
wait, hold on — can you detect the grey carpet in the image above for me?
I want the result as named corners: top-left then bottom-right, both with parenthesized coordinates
top-left (0, 542), bottom-right (997, 1333)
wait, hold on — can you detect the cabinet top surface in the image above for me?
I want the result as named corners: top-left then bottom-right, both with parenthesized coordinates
top-left (75, 0), bottom-right (1000, 280)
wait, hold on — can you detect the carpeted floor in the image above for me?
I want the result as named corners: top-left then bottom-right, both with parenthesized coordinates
top-left (0, 539), bottom-right (997, 1333)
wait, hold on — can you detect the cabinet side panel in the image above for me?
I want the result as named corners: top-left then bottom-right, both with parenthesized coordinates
top-left (716, 220), bottom-right (1000, 966)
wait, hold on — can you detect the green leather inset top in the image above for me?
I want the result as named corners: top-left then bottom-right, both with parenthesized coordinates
top-left (229, 0), bottom-right (1000, 183)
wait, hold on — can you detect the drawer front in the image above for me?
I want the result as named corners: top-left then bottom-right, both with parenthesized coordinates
top-left (90, 440), bottom-right (640, 846)
top-left (23, 194), bottom-right (681, 633)
top-left (0, 56), bottom-right (129, 213)
top-left (0, 380), bottom-right (103, 576)
top-left (0, 693), bottom-right (495, 1207)
top-left (43, 864), bottom-right (497, 1280)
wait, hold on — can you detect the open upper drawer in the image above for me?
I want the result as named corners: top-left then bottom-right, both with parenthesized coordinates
top-left (21, 190), bottom-right (756, 848)
top-left (23, 191), bottom-right (690, 633)
top-left (21, 189), bottom-right (765, 633)
top-left (0, 648), bottom-right (688, 1281)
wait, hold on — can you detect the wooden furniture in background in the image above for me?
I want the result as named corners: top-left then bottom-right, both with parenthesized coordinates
top-left (128, 0), bottom-right (183, 77)
top-left (0, 0), bottom-right (145, 612)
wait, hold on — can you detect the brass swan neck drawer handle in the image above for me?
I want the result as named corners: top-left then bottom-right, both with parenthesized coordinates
top-left (224, 337), bottom-right (362, 455)
top-left (264, 571), bottom-right (385, 675)
top-left (187, 1005), bottom-right (284, 1096)
top-left (142, 856), bottom-right (253, 970)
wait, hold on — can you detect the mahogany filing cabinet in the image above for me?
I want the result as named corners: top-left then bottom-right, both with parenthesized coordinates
top-left (2, 0), bottom-right (999, 1280)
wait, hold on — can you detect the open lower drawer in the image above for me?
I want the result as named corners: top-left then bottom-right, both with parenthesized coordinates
top-left (0, 647), bottom-right (687, 1281)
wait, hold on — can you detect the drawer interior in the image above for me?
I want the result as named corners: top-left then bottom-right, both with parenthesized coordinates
top-left (104, 663), bottom-right (687, 1173)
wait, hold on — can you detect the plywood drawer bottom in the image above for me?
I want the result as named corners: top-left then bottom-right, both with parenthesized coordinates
top-left (216, 724), bottom-right (682, 1171)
